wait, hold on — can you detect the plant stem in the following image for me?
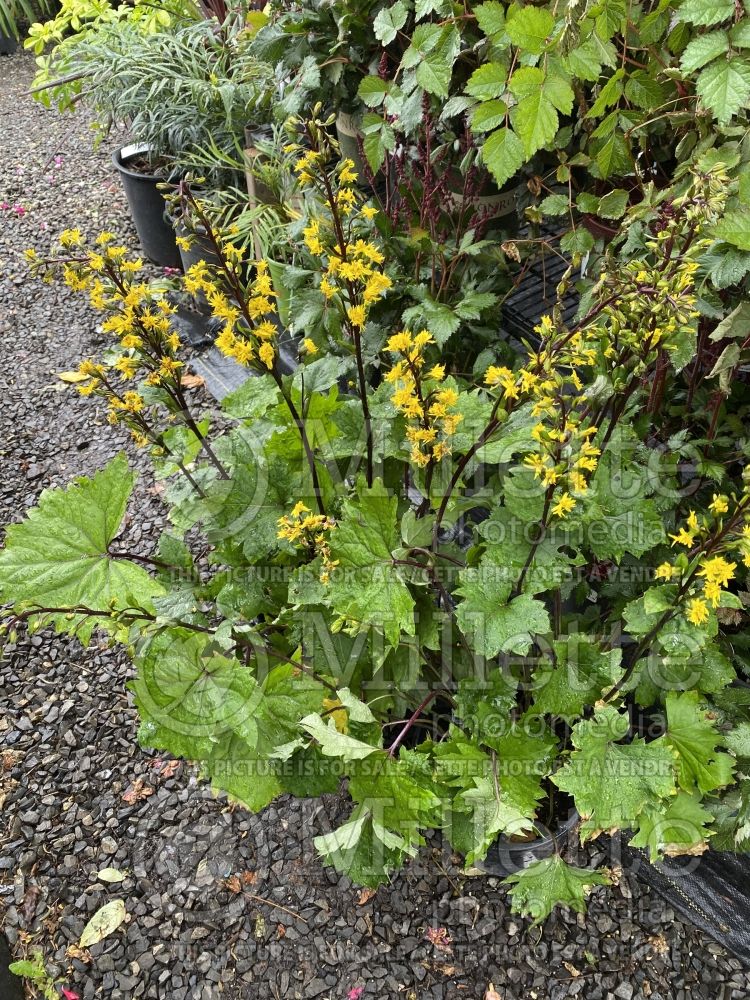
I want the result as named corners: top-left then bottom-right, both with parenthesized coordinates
top-left (387, 689), bottom-right (440, 758)
top-left (273, 371), bottom-right (326, 515)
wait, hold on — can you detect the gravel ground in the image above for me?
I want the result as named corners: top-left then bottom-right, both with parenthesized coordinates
top-left (3, 49), bottom-right (750, 1000)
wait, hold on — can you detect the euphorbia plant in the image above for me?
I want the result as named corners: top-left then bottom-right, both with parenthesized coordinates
top-left (5, 153), bottom-right (750, 922)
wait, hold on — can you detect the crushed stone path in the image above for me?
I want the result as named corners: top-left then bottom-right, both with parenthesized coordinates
top-left (2, 48), bottom-right (750, 1000)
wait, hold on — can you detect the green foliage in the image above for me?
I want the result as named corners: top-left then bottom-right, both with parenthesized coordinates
top-left (505, 856), bottom-right (610, 925)
top-left (9, 3), bottom-right (750, 922)
top-left (0, 454), bottom-right (162, 641)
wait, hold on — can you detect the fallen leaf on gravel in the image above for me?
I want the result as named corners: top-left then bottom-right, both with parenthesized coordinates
top-left (484, 985), bottom-right (501, 1000)
top-left (425, 926), bottom-right (453, 952)
top-left (97, 868), bottom-right (127, 883)
top-left (62, 988), bottom-right (81, 999)
top-left (122, 778), bottom-right (154, 803)
top-left (21, 885), bottom-right (40, 924)
top-left (65, 945), bottom-right (90, 963)
top-left (356, 887), bottom-right (376, 905)
top-left (224, 875), bottom-right (242, 894)
top-left (181, 373), bottom-right (205, 388)
top-left (153, 759), bottom-right (181, 779)
top-left (649, 933), bottom-right (669, 956)
top-left (276, 924), bottom-right (286, 939)
top-left (79, 900), bottom-right (127, 948)
top-left (57, 371), bottom-right (90, 383)
top-left (563, 962), bottom-right (581, 978)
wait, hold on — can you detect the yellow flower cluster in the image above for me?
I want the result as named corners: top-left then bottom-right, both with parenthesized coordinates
top-left (277, 502), bottom-right (338, 584)
top-left (289, 141), bottom-right (391, 337)
top-left (384, 330), bottom-right (462, 467)
top-left (191, 259), bottom-right (279, 371)
top-left (29, 231), bottom-right (187, 447)
top-left (658, 488), bottom-right (750, 626)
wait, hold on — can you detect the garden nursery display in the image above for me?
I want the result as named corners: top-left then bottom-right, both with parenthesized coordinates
top-left (4, 0), bottom-right (750, 994)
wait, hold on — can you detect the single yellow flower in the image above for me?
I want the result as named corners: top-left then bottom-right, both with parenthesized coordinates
top-left (686, 598), bottom-right (709, 626)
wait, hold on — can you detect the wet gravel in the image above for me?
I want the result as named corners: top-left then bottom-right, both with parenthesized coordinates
top-left (3, 48), bottom-right (750, 1000)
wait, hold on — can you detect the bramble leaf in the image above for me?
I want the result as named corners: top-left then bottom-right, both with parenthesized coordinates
top-left (455, 579), bottom-right (550, 658)
top-left (481, 126), bottom-right (525, 187)
top-left (665, 690), bottom-right (735, 794)
top-left (696, 56), bottom-right (750, 122)
top-left (374, 1), bottom-right (408, 45)
top-left (0, 453), bottom-right (162, 640)
top-left (327, 482), bottom-right (415, 646)
top-left (553, 706), bottom-right (677, 839)
top-left (506, 856), bottom-right (609, 924)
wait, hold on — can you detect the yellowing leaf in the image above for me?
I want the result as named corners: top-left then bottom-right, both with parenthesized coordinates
top-left (79, 899), bottom-right (127, 948)
top-left (58, 370), bottom-right (91, 383)
top-left (96, 868), bottom-right (127, 883)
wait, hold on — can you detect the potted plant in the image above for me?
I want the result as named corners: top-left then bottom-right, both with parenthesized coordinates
top-left (9, 123), bottom-right (750, 924)
top-left (34, 16), bottom-right (276, 266)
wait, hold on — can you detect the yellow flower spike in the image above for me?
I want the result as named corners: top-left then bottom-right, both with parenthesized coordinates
top-left (255, 320), bottom-right (277, 342)
top-left (122, 391), bottom-right (145, 413)
top-left (686, 510), bottom-right (700, 533)
top-left (655, 562), bottom-right (675, 581)
top-left (686, 598), bottom-right (709, 626)
top-left (95, 231), bottom-right (116, 246)
top-left (709, 494), bottom-right (729, 515)
top-left (361, 205), bottom-right (378, 220)
top-left (233, 340), bottom-right (255, 365)
top-left (59, 228), bottom-right (84, 248)
top-left (551, 493), bottom-right (576, 518)
top-left (428, 364), bottom-right (445, 381)
top-left (175, 236), bottom-right (193, 252)
top-left (303, 338), bottom-right (318, 354)
top-left (320, 277), bottom-right (337, 299)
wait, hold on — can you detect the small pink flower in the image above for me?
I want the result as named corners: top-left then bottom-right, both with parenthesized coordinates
top-left (347, 989), bottom-right (364, 1000)
top-left (54, 155), bottom-right (63, 167)
top-left (12, 204), bottom-right (26, 217)
top-left (163, 267), bottom-right (181, 276)
top-left (0, 202), bottom-right (8, 211)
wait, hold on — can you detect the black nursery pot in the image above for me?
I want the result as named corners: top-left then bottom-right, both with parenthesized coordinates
top-left (0, 31), bottom-right (18, 55)
top-left (478, 809), bottom-right (580, 877)
top-left (1, 932), bottom-right (24, 1000)
top-left (112, 144), bottom-right (181, 269)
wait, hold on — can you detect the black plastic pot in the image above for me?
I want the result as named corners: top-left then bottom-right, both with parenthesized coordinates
top-left (0, 31), bottom-right (18, 55)
top-left (112, 144), bottom-right (181, 269)
top-left (1, 932), bottom-right (24, 1000)
top-left (478, 809), bottom-right (580, 877)
top-left (172, 214), bottom-right (221, 274)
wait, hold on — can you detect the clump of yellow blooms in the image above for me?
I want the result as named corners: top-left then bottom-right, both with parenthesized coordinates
top-left (189, 257), bottom-right (280, 371)
top-left (384, 329), bottom-right (462, 467)
top-left (653, 484), bottom-right (750, 626)
top-left (482, 327), bottom-right (603, 520)
top-left (277, 502), bottom-right (338, 584)
top-left (287, 134), bottom-right (392, 338)
top-left (26, 230), bottom-right (188, 450)
top-left (476, 173), bottom-right (721, 523)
